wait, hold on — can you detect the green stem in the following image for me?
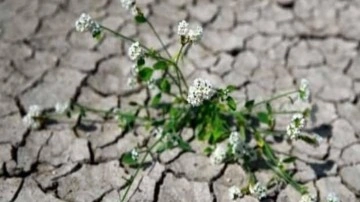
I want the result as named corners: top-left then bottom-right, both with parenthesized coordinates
top-left (145, 19), bottom-right (172, 59)
top-left (258, 137), bottom-right (306, 194)
top-left (120, 137), bottom-right (163, 202)
top-left (174, 45), bottom-right (185, 97)
top-left (174, 45), bottom-right (189, 90)
top-left (101, 25), bottom-right (149, 49)
top-left (273, 110), bottom-right (303, 115)
top-left (253, 90), bottom-right (297, 107)
top-left (145, 21), bottom-right (189, 92)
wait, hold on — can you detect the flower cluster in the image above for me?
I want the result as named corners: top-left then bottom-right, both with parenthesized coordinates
top-left (128, 41), bottom-right (143, 61)
top-left (153, 127), bottom-right (164, 139)
top-left (228, 186), bottom-right (242, 200)
top-left (327, 193), bottom-right (339, 202)
top-left (187, 78), bottom-right (215, 106)
top-left (55, 102), bottom-right (70, 114)
top-left (22, 105), bottom-right (43, 129)
top-left (249, 182), bottom-right (267, 199)
top-left (127, 65), bottom-right (139, 88)
top-left (75, 13), bottom-right (101, 37)
top-left (286, 113), bottom-right (306, 140)
top-left (298, 79), bottom-right (310, 102)
top-left (229, 131), bottom-right (256, 161)
top-left (131, 148), bottom-right (139, 160)
top-left (210, 144), bottom-right (227, 165)
top-left (299, 194), bottom-right (316, 202)
top-left (120, 0), bottom-right (135, 10)
top-left (120, 0), bottom-right (140, 17)
top-left (177, 20), bottom-right (203, 43)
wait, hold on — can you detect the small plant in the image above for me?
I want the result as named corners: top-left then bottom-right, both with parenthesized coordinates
top-left (22, 1), bottom-right (336, 201)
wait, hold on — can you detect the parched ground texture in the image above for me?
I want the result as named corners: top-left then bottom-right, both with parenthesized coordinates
top-left (1, 0), bottom-right (360, 201)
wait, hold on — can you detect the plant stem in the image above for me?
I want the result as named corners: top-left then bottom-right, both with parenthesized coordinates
top-left (174, 44), bottom-right (185, 97)
top-left (101, 25), bottom-right (189, 100)
top-left (145, 19), bottom-right (189, 92)
top-left (101, 25), bottom-right (183, 92)
top-left (273, 110), bottom-right (303, 115)
top-left (253, 90), bottom-right (297, 108)
top-left (174, 45), bottom-right (189, 90)
top-left (120, 137), bottom-right (163, 202)
top-left (145, 19), bottom-right (172, 59)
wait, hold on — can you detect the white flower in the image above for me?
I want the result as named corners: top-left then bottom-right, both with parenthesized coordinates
top-left (131, 149), bottom-right (139, 160)
top-left (128, 65), bottom-right (139, 88)
top-left (287, 113), bottom-right (306, 140)
top-left (232, 141), bottom-right (248, 158)
top-left (299, 79), bottom-right (310, 102)
top-left (327, 193), bottom-right (339, 202)
top-left (127, 76), bottom-right (137, 88)
top-left (131, 64), bottom-right (139, 75)
top-left (228, 186), bottom-right (242, 200)
top-left (22, 115), bottom-right (41, 130)
top-left (286, 123), bottom-right (300, 140)
top-left (188, 25), bottom-right (203, 42)
top-left (128, 41), bottom-right (143, 61)
top-left (229, 131), bottom-right (241, 145)
top-left (147, 78), bottom-right (156, 90)
top-left (75, 13), bottom-right (101, 36)
top-left (120, 0), bottom-right (135, 10)
top-left (177, 21), bottom-right (203, 43)
top-left (153, 127), bottom-right (164, 139)
top-left (299, 194), bottom-right (316, 202)
top-left (22, 105), bottom-right (43, 129)
top-left (28, 105), bottom-right (42, 117)
top-left (210, 144), bottom-right (227, 165)
top-left (249, 182), bottom-right (267, 199)
top-left (131, 6), bottom-right (139, 16)
top-left (292, 113), bottom-right (305, 128)
top-left (55, 102), bottom-right (70, 114)
top-left (75, 13), bottom-right (92, 32)
top-left (177, 20), bottom-right (189, 36)
top-left (187, 78), bottom-right (215, 106)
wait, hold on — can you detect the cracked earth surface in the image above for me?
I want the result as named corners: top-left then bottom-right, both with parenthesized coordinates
top-left (1, 0), bottom-right (360, 201)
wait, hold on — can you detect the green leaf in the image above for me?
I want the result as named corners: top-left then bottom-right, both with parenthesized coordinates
top-left (282, 156), bottom-right (297, 164)
top-left (203, 147), bottom-right (214, 156)
top-left (303, 108), bottom-right (311, 118)
top-left (176, 136), bottom-right (193, 152)
top-left (226, 96), bottom-right (237, 111)
top-left (226, 85), bottom-right (237, 93)
top-left (299, 135), bottom-right (317, 145)
top-left (137, 58), bottom-right (145, 66)
top-left (156, 143), bottom-right (168, 153)
top-left (196, 125), bottom-right (208, 141)
top-left (121, 152), bottom-right (137, 165)
top-left (262, 142), bottom-right (277, 163)
top-left (153, 60), bottom-right (168, 70)
top-left (134, 15), bottom-right (146, 24)
top-left (257, 112), bottom-right (270, 124)
top-left (138, 67), bottom-right (153, 81)
top-left (159, 79), bottom-right (171, 93)
top-left (151, 93), bottom-right (162, 106)
top-left (117, 112), bottom-right (136, 129)
top-left (245, 100), bottom-right (255, 111)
